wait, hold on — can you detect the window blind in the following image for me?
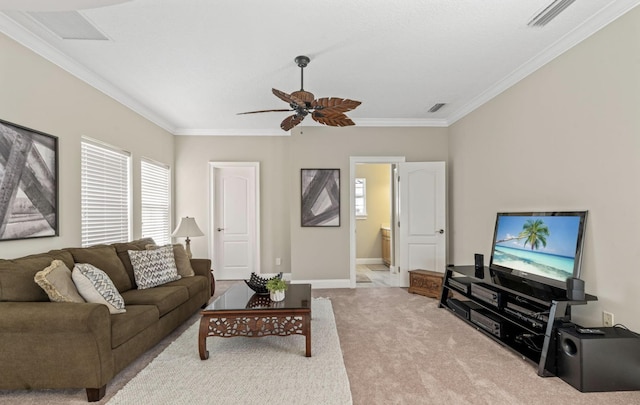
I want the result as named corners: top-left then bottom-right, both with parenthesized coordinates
top-left (355, 178), bottom-right (367, 216)
top-left (141, 159), bottom-right (171, 245)
top-left (81, 139), bottom-right (131, 247)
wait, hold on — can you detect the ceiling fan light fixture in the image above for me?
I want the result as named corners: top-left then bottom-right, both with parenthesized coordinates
top-left (238, 55), bottom-right (361, 131)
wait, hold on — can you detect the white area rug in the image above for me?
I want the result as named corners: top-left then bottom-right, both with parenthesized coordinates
top-left (107, 298), bottom-right (352, 405)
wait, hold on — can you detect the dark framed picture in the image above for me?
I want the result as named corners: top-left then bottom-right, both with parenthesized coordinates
top-left (0, 119), bottom-right (59, 241)
top-left (301, 169), bottom-right (340, 227)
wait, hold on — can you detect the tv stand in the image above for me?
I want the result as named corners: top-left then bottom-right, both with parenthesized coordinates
top-left (439, 265), bottom-right (597, 376)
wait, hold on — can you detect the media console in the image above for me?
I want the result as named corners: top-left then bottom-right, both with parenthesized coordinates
top-left (439, 265), bottom-right (597, 377)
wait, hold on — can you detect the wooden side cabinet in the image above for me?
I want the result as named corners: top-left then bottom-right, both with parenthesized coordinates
top-left (408, 269), bottom-right (444, 299)
top-left (381, 228), bottom-right (391, 266)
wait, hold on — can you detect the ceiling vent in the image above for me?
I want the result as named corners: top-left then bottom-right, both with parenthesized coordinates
top-left (527, 0), bottom-right (576, 27)
top-left (428, 103), bottom-right (446, 113)
top-left (27, 11), bottom-right (108, 40)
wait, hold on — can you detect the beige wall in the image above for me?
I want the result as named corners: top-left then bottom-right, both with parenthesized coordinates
top-left (355, 163), bottom-right (391, 260)
top-left (0, 33), bottom-right (174, 258)
top-left (175, 126), bottom-right (448, 282)
top-left (449, 7), bottom-right (640, 330)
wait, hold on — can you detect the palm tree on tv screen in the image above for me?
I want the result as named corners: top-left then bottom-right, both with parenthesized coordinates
top-left (519, 219), bottom-right (549, 250)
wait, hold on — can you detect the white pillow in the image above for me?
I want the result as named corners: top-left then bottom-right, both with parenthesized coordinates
top-left (72, 263), bottom-right (126, 314)
top-left (128, 245), bottom-right (180, 289)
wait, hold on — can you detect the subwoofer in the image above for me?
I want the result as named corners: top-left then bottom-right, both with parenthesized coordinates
top-left (557, 326), bottom-right (640, 392)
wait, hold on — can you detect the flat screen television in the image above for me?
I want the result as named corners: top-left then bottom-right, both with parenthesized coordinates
top-left (489, 211), bottom-right (587, 290)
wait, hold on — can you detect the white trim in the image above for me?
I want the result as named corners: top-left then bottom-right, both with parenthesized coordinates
top-left (174, 128), bottom-right (291, 136)
top-left (349, 156), bottom-right (405, 288)
top-left (208, 162), bottom-right (261, 277)
top-left (448, 0), bottom-right (640, 125)
top-left (0, 12), bottom-right (176, 133)
top-left (290, 279), bottom-right (352, 289)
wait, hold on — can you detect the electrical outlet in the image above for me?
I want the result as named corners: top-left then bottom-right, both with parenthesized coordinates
top-left (603, 311), bottom-right (614, 327)
top-left (275, 257), bottom-right (281, 266)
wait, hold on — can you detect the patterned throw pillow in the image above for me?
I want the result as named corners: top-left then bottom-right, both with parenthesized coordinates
top-left (128, 245), bottom-right (181, 289)
top-left (72, 263), bottom-right (126, 314)
top-left (34, 260), bottom-right (85, 303)
top-left (145, 243), bottom-right (195, 277)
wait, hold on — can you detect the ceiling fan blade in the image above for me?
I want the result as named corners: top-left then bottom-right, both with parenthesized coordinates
top-left (281, 114), bottom-right (305, 131)
top-left (312, 97), bottom-right (361, 113)
top-left (237, 109), bottom-right (292, 115)
top-left (272, 88), bottom-right (305, 108)
top-left (311, 111), bottom-right (355, 127)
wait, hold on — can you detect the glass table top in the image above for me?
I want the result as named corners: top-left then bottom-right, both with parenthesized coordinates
top-left (203, 283), bottom-right (311, 312)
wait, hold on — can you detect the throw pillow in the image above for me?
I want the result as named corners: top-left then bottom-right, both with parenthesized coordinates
top-left (128, 245), bottom-right (181, 289)
top-left (34, 260), bottom-right (85, 303)
top-left (72, 263), bottom-right (126, 314)
top-left (145, 243), bottom-right (195, 277)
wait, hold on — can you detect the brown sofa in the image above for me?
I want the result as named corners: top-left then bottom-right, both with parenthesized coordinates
top-left (0, 238), bottom-right (213, 401)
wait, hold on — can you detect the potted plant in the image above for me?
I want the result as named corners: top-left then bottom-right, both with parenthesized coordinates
top-left (266, 278), bottom-right (287, 302)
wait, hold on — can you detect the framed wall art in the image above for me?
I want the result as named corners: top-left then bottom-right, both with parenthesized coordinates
top-left (0, 119), bottom-right (59, 241)
top-left (301, 168), bottom-right (340, 227)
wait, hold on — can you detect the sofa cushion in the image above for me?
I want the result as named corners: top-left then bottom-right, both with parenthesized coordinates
top-left (46, 250), bottom-right (75, 271)
top-left (112, 238), bottom-right (155, 288)
top-left (120, 286), bottom-right (189, 317)
top-left (67, 245), bottom-right (133, 293)
top-left (0, 253), bottom-right (57, 302)
top-left (34, 260), bottom-right (85, 303)
top-left (72, 263), bottom-right (126, 314)
top-left (163, 275), bottom-right (208, 299)
top-left (110, 304), bottom-right (159, 348)
top-left (128, 246), bottom-right (180, 289)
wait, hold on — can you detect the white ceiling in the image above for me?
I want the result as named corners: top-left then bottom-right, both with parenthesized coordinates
top-left (0, 0), bottom-right (638, 135)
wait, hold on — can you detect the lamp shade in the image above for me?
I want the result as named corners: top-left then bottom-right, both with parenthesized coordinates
top-left (171, 217), bottom-right (204, 238)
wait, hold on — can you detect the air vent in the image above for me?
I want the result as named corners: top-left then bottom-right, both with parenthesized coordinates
top-left (527, 0), bottom-right (576, 27)
top-left (28, 11), bottom-right (108, 40)
top-left (428, 103), bottom-right (446, 113)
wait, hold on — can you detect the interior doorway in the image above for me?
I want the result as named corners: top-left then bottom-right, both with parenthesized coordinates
top-left (350, 156), bottom-right (405, 288)
top-left (354, 162), bottom-right (395, 288)
top-left (209, 162), bottom-right (261, 280)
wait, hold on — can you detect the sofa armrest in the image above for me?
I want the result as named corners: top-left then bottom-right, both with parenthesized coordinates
top-left (0, 302), bottom-right (114, 391)
top-left (190, 258), bottom-right (214, 296)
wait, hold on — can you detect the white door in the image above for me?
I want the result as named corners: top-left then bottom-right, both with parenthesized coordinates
top-left (397, 162), bottom-right (446, 287)
top-left (210, 162), bottom-right (260, 280)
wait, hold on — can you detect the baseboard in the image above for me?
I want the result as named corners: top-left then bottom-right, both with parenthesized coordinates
top-left (291, 279), bottom-right (352, 289)
top-left (356, 258), bottom-right (384, 265)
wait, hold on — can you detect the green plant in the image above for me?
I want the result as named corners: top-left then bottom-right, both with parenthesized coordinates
top-left (266, 278), bottom-right (287, 292)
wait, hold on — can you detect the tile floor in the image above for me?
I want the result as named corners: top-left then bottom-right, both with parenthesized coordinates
top-left (355, 264), bottom-right (393, 288)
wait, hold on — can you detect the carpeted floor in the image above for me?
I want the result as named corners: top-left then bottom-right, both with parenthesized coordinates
top-left (2, 283), bottom-right (640, 404)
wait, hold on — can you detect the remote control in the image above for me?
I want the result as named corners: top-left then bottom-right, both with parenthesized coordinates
top-left (576, 327), bottom-right (605, 335)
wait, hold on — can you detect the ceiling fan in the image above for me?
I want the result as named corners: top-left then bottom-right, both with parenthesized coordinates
top-left (238, 55), bottom-right (361, 131)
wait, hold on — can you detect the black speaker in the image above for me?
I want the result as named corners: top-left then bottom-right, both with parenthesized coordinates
top-left (566, 277), bottom-right (585, 300)
top-left (474, 254), bottom-right (484, 278)
top-left (557, 327), bottom-right (640, 392)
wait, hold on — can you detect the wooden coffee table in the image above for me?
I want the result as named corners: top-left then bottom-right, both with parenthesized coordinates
top-left (199, 283), bottom-right (312, 359)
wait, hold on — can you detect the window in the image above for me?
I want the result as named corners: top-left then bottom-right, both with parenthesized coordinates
top-left (141, 159), bottom-right (171, 245)
top-left (355, 178), bottom-right (367, 218)
top-left (81, 138), bottom-right (131, 247)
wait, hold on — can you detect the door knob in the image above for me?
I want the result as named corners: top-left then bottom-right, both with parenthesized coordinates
top-left (217, 228), bottom-right (225, 232)
top-left (438, 229), bottom-right (444, 234)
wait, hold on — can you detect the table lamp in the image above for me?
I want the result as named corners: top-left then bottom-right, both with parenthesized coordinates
top-left (171, 216), bottom-right (204, 258)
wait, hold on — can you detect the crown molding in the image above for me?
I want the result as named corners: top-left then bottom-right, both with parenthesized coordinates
top-left (0, 11), bottom-right (177, 134)
top-left (353, 118), bottom-right (449, 127)
top-left (173, 127), bottom-right (290, 136)
top-left (447, 0), bottom-right (640, 125)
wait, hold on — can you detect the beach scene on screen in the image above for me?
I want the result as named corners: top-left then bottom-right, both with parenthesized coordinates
top-left (492, 215), bottom-right (582, 282)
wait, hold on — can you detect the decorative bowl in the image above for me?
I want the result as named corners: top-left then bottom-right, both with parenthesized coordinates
top-left (244, 272), bottom-right (283, 295)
